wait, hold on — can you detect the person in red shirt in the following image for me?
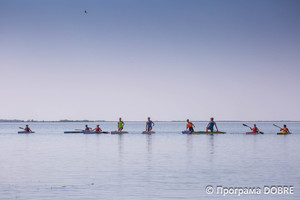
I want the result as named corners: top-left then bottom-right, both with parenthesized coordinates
top-left (186, 119), bottom-right (195, 132)
top-left (250, 124), bottom-right (259, 133)
top-left (93, 125), bottom-right (102, 133)
top-left (24, 125), bottom-right (33, 132)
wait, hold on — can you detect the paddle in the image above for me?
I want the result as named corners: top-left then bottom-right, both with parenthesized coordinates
top-left (273, 124), bottom-right (281, 129)
top-left (19, 127), bottom-right (24, 129)
top-left (242, 124), bottom-right (251, 128)
top-left (242, 124), bottom-right (264, 134)
top-left (101, 131), bottom-right (109, 134)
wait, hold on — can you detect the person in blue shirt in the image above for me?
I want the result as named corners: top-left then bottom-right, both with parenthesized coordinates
top-left (145, 117), bottom-right (155, 132)
top-left (85, 124), bottom-right (92, 131)
top-left (206, 117), bottom-right (219, 132)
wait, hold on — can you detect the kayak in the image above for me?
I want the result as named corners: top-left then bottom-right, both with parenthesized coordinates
top-left (18, 131), bottom-right (35, 134)
top-left (64, 130), bottom-right (109, 134)
top-left (142, 131), bottom-right (155, 134)
top-left (64, 131), bottom-right (84, 134)
top-left (111, 131), bottom-right (128, 134)
top-left (246, 131), bottom-right (264, 134)
top-left (277, 132), bottom-right (292, 135)
top-left (192, 131), bottom-right (226, 135)
top-left (84, 131), bottom-right (109, 134)
top-left (246, 132), bottom-right (259, 134)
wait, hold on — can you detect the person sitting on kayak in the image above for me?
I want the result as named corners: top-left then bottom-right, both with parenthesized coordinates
top-left (24, 125), bottom-right (33, 132)
top-left (250, 124), bottom-right (259, 133)
top-left (280, 124), bottom-right (290, 133)
top-left (93, 125), bottom-right (102, 133)
top-left (206, 117), bottom-right (218, 132)
top-left (118, 118), bottom-right (124, 132)
top-left (186, 119), bottom-right (195, 132)
top-left (85, 125), bottom-right (92, 131)
top-left (145, 117), bottom-right (155, 132)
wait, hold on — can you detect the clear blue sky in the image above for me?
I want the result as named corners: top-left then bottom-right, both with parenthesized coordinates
top-left (0, 0), bottom-right (299, 121)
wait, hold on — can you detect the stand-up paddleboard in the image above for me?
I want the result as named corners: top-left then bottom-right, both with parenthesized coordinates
top-left (18, 131), bottom-right (35, 134)
top-left (142, 131), bottom-right (155, 134)
top-left (111, 131), bottom-right (128, 134)
top-left (182, 131), bottom-right (193, 134)
top-left (277, 132), bottom-right (292, 135)
top-left (192, 131), bottom-right (226, 135)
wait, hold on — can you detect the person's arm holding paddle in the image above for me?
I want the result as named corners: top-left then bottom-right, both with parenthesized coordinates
top-left (27, 127), bottom-right (33, 133)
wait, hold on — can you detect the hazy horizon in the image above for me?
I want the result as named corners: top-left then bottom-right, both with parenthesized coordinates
top-left (0, 118), bottom-right (299, 123)
top-left (1, 0), bottom-right (299, 121)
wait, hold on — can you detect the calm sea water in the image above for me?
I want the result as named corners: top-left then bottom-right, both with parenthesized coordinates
top-left (0, 121), bottom-right (299, 200)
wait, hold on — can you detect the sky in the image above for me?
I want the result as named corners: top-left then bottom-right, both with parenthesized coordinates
top-left (0, 0), bottom-right (299, 121)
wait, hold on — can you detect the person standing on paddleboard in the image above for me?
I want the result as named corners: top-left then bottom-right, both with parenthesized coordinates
top-left (118, 118), bottom-right (124, 132)
top-left (280, 124), bottom-right (290, 133)
top-left (85, 125), bottom-right (92, 131)
top-left (93, 125), bottom-right (102, 133)
top-left (145, 117), bottom-right (155, 132)
top-left (186, 119), bottom-right (195, 132)
top-left (206, 117), bottom-right (219, 132)
top-left (24, 125), bottom-right (33, 132)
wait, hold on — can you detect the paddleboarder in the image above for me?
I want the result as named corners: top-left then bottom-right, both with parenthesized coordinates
top-left (186, 119), bottom-right (195, 132)
top-left (206, 117), bottom-right (219, 132)
top-left (118, 118), bottom-right (125, 132)
top-left (145, 117), bottom-right (155, 132)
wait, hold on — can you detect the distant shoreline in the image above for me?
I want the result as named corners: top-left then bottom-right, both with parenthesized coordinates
top-left (0, 119), bottom-right (299, 123)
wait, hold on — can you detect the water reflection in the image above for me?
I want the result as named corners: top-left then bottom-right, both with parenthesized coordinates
top-left (185, 134), bottom-right (193, 168)
top-left (118, 134), bottom-right (124, 164)
top-left (186, 134), bottom-right (193, 154)
top-left (146, 134), bottom-right (152, 170)
top-left (208, 135), bottom-right (214, 155)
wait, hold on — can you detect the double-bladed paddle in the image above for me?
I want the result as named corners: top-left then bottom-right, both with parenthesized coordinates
top-left (242, 124), bottom-right (264, 134)
top-left (273, 124), bottom-right (281, 129)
